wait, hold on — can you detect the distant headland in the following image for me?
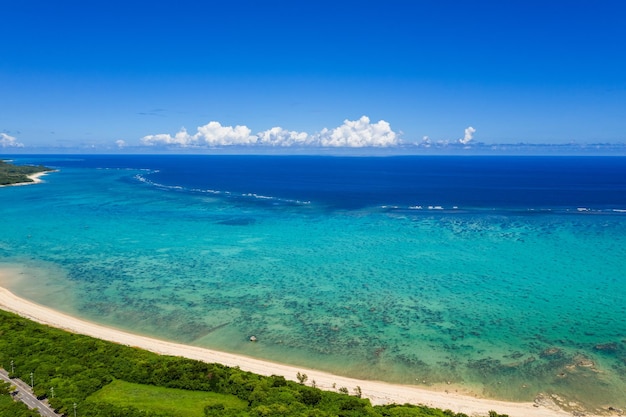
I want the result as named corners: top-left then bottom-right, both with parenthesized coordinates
top-left (0, 159), bottom-right (53, 186)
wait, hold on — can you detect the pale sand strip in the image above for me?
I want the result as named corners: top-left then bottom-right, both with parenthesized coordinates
top-left (0, 286), bottom-right (577, 417)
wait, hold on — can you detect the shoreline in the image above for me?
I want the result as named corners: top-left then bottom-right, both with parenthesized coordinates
top-left (0, 170), bottom-right (52, 187)
top-left (0, 285), bottom-right (580, 417)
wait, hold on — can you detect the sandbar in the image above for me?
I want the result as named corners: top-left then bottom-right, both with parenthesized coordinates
top-left (0, 281), bottom-right (579, 417)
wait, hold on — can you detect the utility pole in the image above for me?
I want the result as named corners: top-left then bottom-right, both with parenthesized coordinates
top-left (73, 402), bottom-right (77, 417)
top-left (50, 387), bottom-right (54, 398)
top-left (30, 372), bottom-right (34, 388)
top-left (10, 360), bottom-right (14, 374)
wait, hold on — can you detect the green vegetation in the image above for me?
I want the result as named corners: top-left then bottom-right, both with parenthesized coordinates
top-left (0, 309), bottom-right (509, 416)
top-left (88, 380), bottom-right (247, 416)
top-left (0, 160), bottom-right (52, 186)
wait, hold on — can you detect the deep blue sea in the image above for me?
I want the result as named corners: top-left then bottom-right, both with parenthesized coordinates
top-left (1, 155), bottom-right (625, 411)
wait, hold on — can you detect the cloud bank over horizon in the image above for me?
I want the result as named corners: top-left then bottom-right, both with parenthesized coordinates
top-left (1, 119), bottom-right (483, 151)
top-left (142, 116), bottom-right (400, 148)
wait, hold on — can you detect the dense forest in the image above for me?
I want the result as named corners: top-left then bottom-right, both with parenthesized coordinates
top-left (0, 310), bottom-right (509, 416)
top-left (0, 160), bottom-right (52, 185)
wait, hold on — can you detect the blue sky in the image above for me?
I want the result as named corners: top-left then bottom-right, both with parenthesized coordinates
top-left (1, 0), bottom-right (625, 152)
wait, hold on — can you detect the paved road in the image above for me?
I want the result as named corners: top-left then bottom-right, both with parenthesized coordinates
top-left (0, 368), bottom-right (61, 417)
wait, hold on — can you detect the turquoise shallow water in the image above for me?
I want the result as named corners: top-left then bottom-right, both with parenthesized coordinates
top-left (1, 158), bottom-right (625, 411)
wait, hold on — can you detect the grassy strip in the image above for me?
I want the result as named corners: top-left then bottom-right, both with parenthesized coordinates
top-left (88, 379), bottom-right (247, 417)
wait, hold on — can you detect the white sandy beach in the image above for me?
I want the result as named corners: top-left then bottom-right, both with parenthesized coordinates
top-left (0, 279), bottom-right (587, 417)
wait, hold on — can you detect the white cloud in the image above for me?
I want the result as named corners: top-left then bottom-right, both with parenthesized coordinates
top-left (459, 126), bottom-right (476, 145)
top-left (319, 116), bottom-right (398, 147)
top-left (0, 133), bottom-right (24, 148)
top-left (142, 123), bottom-right (255, 147)
top-left (142, 127), bottom-right (196, 147)
top-left (115, 139), bottom-right (127, 148)
top-left (257, 127), bottom-right (311, 146)
top-left (141, 116), bottom-right (399, 148)
top-left (196, 122), bottom-right (256, 146)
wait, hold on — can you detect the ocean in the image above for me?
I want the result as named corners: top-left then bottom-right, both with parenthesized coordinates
top-left (1, 155), bottom-right (625, 410)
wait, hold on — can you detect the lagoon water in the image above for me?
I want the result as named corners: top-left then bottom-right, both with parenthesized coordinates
top-left (1, 155), bottom-right (625, 410)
